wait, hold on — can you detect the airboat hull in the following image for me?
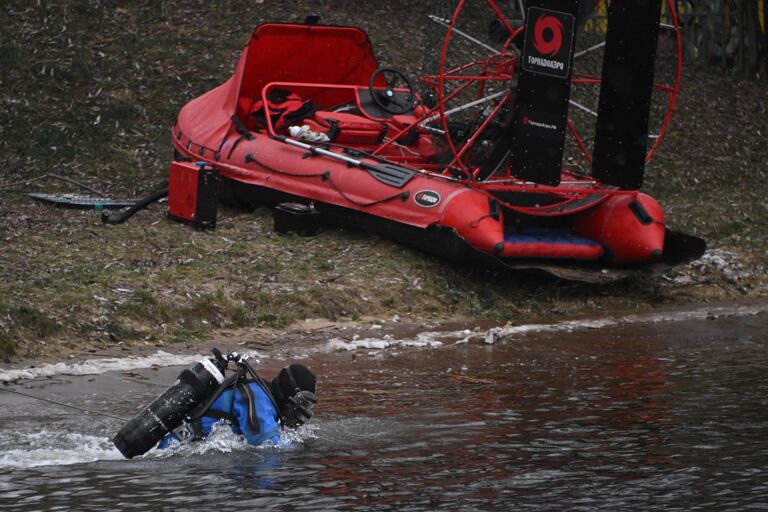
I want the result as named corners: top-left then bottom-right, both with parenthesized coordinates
top-left (173, 127), bottom-right (667, 266)
top-left (209, 170), bottom-right (700, 284)
top-left (169, 20), bottom-right (704, 278)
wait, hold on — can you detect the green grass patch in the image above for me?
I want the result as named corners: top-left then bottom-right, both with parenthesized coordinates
top-left (0, 332), bottom-right (15, 362)
top-left (0, 304), bottom-right (59, 360)
top-left (8, 306), bottom-right (58, 339)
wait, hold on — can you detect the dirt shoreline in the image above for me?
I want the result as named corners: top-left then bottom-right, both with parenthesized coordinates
top-left (2, 1), bottom-right (766, 362)
top-left (6, 297), bottom-right (768, 371)
top-left (1, 190), bottom-right (763, 364)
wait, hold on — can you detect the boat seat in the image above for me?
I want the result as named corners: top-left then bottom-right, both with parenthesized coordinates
top-left (240, 90), bottom-right (319, 133)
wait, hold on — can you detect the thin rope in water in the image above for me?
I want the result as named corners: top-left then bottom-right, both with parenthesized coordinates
top-left (0, 386), bottom-right (127, 422)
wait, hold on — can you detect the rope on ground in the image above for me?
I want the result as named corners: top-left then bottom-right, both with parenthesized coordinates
top-left (0, 386), bottom-right (127, 422)
top-left (0, 173), bottom-right (108, 197)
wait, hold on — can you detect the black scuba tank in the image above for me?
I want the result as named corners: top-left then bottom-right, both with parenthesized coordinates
top-left (113, 350), bottom-right (227, 458)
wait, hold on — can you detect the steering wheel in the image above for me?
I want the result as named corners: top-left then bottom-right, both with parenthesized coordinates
top-left (368, 67), bottom-right (416, 115)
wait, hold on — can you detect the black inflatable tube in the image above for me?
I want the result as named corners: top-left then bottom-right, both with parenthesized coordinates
top-left (101, 187), bottom-right (168, 225)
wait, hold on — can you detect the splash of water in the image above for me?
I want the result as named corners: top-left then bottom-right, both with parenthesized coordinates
top-left (0, 421), bottom-right (319, 469)
top-left (156, 421), bottom-right (318, 458)
top-left (0, 432), bottom-right (123, 469)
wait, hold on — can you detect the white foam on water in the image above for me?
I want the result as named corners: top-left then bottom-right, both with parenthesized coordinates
top-left (1, 303), bottom-right (766, 383)
top-left (323, 302), bottom-right (768, 353)
top-left (0, 350), bottom-right (210, 384)
top-left (278, 423), bottom-right (319, 447)
top-left (327, 338), bottom-right (392, 351)
top-left (326, 331), bottom-right (445, 352)
top-left (0, 431), bottom-right (123, 469)
top-left (152, 421), bottom-right (319, 459)
top-left (0, 421), bottom-right (320, 468)
top-left (491, 303), bottom-right (768, 341)
top-left (152, 421), bottom-right (251, 457)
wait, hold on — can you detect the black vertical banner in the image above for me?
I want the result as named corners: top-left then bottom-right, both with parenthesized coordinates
top-left (509, 0), bottom-right (579, 186)
top-left (764, 0), bottom-right (768, 70)
top-left (591, 0), bottom-right (663, 190)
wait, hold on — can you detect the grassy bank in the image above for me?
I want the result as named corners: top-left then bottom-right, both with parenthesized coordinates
top-left (1, 1), bottom-right (766, 361)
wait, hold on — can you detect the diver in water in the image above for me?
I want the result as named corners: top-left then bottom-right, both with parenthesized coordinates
top-left (113, 350), bottom-right (317, 458)
top-left (158, 363), bottom-right (318, 449)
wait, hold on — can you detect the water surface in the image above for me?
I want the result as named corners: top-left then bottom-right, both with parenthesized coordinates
top-left (1, 306), bottom-right (767, 510)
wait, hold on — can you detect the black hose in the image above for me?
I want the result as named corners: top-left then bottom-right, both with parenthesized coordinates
top-left (101, 187), bottom-right (168, 225)
top-left (244, 360), bottom-right (279, 413)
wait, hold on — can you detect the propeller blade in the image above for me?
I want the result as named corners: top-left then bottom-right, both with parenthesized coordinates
top-left (591, 0), bottom-right (663, 190)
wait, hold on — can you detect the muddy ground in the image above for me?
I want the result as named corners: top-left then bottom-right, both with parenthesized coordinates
top-left (1, 1), bottom-right (766, 361)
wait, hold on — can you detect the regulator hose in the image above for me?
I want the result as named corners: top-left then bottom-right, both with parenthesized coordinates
top-left (101, 184), bottom-right (168, 225)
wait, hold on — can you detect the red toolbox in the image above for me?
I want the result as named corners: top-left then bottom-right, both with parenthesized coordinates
top-left (167, 161), bottom-right (219, 229)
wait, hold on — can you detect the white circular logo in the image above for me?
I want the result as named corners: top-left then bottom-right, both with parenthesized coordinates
top-left (414, 190), bottom-right (441, 208)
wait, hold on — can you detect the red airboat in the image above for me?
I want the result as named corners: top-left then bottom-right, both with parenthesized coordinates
top-left (169, 0), bottom-right (704, 280)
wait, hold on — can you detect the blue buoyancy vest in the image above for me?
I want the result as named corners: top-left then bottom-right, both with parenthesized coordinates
top-left (158, 379), bottom-right (281, 449)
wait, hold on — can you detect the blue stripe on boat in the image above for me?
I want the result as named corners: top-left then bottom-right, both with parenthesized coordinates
top-left (504, 229), bottom-right (602, 248)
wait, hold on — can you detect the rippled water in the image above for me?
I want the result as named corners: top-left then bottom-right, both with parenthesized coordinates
top-left (1, 306), bottom-right (767, 510)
